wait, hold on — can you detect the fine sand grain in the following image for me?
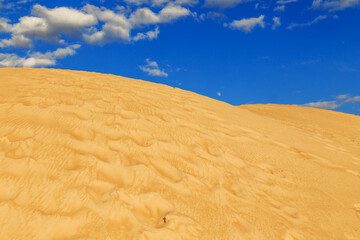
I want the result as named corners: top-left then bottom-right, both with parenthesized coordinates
top-left (0, 68), bottom-right (360, 239)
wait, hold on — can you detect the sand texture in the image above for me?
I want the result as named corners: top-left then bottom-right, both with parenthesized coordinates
top-left (0, 68), bottom-right (360, 240)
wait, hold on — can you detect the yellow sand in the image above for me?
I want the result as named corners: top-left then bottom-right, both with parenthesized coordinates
top-left (0, 68), bottom-right (360, 240)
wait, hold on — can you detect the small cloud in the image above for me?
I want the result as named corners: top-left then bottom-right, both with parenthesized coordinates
top-left (304, 100), bottom-right (340, 109)
top-left (272, 17), bottom-right (281, 30)
top-left (0, 44), bottom-right (80, 68)
top-left (335, 94), bottom-right (349, 100)
top-left (205, 11), bottom-right (227, 21)
top-left (225, 15), bottom-right (265, 33)
top-left (276, 0), bottom-right (297, 4)
top-left (133, 27), bottom-right (160, 41)
top-left (274, 5), bottom-right (285, 11)
top-left (346, 96), bottom-right (360, 103)
top-left (311, 0), bottom-right (359, 11)
top-left (304, 94), bottom-right (360, 110)
top-left (288, 15), bottom-right (327, 29)
top-left (140, 58), bottom-right (168, 77)
top-left (129, 4), bottom-right (190, 27)
top-left (217, 92), bottom-right (221, 96)
top-left (203, 0), bottom-right (249, 8)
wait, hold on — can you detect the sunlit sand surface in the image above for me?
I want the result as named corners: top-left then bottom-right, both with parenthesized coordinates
top-left (0, 68), bottom-right (359, 239)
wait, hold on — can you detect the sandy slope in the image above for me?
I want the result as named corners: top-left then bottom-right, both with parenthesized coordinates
top-left (0, 68), bottom-right (359, 240)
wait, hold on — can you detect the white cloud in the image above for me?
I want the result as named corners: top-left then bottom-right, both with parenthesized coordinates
top-left (123, 0), bottom-right (198, 6)
top-left (141, 67), bottom-right (168, 76)
top-left (346, 96), bottom-right (360, 103)
top-left (199, 11), bottom-right (227, 21)
top-left (272, 17), bottom-right (281, 30)
top-left (174, 0), bottom-right (199, 6)
top-left (140, 58), bottom-right (168, 77)
top-left (336, 94), bottom-right (350, 100)
top-left (133, 27), bottom-right (160, 41)
top-left (276, 0), bottom-right (297, 4)
top-left (304, 100), bottom-right (340, 109)
top-left (17, 0), bottom-right (34, 3)
top-left (217, 92), bottom-right (221, 96)
top-left (287, 15), bottom-right (327, 29)
top-left (274, 5), bottom-right (285, 11)
top-left (204, 0), bottom-right (253, 8)
top-left (312, 0), bottom-right (359, 11)
top-left (160, 4), bottom-right (190, 21)
top-left (129, 8), bottom-right (161, 26)
top-left (0, 3), bottom-right (193, 67)
top-left (274, 0), bottom-right (297, 12)
top-left (82, 4), bottom-right (132, 44)
top-left (129, 5), bottom-right (190, 26)
top-left (1, 5), bottom-right (97, 48)
top-left (225, 15), bottom-right (265, 33)
top-left (304, 94), bottom-right (360, 110)
top-left (312, 0), bottom-right (323, 7)
top-left (83, 4), bottom-right (190, 43)
top-left (124, 0), bottom-right (149, 5)
top-left (11, 16), bottom-right (49, 39)
top-left (0, 18), bottom-right (11, 33)
top-left (32, 4), bottom-right (97, 31)
top-left (0, 44), bottom-right (80, 67)
top-left (0, 53), bottom-right (55, 67)
top-left (1, 3), bottom-right (191, 48)
top-left (52, 44), bottom-right (80, 58)
top-left (0, 34), bottom-right (32, 48)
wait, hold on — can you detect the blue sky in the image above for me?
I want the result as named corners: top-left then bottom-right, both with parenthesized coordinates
top-left (0, 0), bottom-right (359, 115)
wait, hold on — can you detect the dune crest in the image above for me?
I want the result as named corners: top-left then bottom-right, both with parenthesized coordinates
top-left (0, 68), bottom-right (359, 239)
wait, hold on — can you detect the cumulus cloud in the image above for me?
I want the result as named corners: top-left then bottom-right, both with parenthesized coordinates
top-left (204, 0), bottom-right (253, 8)
top-left (0, 44), bottom-right (80, 67)
top-left (312, 0), bottom-right (359, 11)
top-left (0, 34), bottom-right (32, 48)
top-left (0, 18), bottom-right (11, 33)
top-left (32, 4), bottom-right (97, 31)
top-left (82, 4), bottom-right (131, 44)
top-left (0, 5), bottom-right (97, 48)
top-left (133, 27), bottom-right (160, 41)
top-left (83, 4), bottom-right (189, 43)
top-left (272, 17), bottom-right (281, 29)
top-left (287, 15), bottom-right (327, 29)
top-left (129, 5), bottom-right (190, 26)
top-left (225, 15), bottom-right (265, 33)
top-left (140, 58), bottom-right (168, 77)
top-left (0, 3), bottom-right (193, 68)
top-left (0, 3), bottom-right (191, 47)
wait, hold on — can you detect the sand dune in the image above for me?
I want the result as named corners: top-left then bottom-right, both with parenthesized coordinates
top-left (0, 68), bottom-right (359, 240)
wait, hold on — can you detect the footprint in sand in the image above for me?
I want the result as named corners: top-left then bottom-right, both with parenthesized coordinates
top-left (354, 203), bottom-right (360, 213)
